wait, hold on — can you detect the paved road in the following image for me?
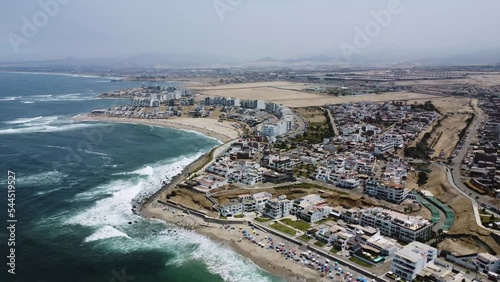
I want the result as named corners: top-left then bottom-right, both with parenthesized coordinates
top-left (437, 111), bottom-right (500, 235)
top-left (326, 108), bottom-right (339, 136)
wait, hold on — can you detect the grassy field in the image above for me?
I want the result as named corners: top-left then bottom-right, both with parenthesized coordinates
top-left (330, 247), bottom-right (341, 254)
top-left (270, 222), bottom-right (297, 236)
top-left (255, 217), bottom-right (272, 222)
top-left (299, 234), bottom-right (311, 242)
top-left (314, 241), bottom-right (326, 247)
top-left (349, 257), bottom-right (372, 268)
top-left (234, 214), bottom-right (244, 218)
top-left (281, 218), bottom-right (311, 231)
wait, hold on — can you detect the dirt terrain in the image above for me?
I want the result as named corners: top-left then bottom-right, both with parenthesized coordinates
top-left (411, 164), bottom-right (500, 255)
top-left (188, 81), bottom-right (441, 108)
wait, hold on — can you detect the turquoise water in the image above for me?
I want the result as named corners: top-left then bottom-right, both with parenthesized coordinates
top-left (0, 72), bottom-right (281, 282)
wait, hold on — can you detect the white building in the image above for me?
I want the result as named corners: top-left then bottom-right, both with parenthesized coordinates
top-left (374, 143), bottom-right (395, 155)
top-left (365, 181), bottom-right (408, 203)
top-left (474, 253), bottom-right (500, 273)
top-left (360, 208), bottom-right (433, 242)
top-left (264, 195), bottom-right (292, 219)
top-left (390, 242), bottom-right (438, 281)
top-left (220, 201), bottom-right (243, 217)
top-left (384, 133), bottom-right (404, 148)
top-left (253, 192), bottom-right (272, 213)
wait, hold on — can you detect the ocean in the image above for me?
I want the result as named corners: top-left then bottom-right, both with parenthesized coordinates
top-left (0, 72), bottom-right (281, 282)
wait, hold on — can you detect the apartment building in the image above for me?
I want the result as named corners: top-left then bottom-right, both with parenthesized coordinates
top-left (474, 253), bottom-right (500, 273)
top-left (292, 194), bottom-right (331, 223)
top-left (359, 208), bottom-right (433, 242)
top-left (390, 242), bottom-right (438, 281)
top-left (383, 133), bottom-right (404, 148)
top-left (365, 181), bottom-right (408, 203)
top-left (374, 142), bottom-right (395, 155)
top-left (252, 192), bottom-right (272, 213)
top-left (263, 195), bottom-right (292, 219)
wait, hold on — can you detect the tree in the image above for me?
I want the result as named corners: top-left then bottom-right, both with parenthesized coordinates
top-left (417, 171), bottom-right (429, 186)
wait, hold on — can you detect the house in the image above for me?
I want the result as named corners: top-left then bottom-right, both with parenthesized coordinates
top-left (220, 200), bottom-right (243, 217)
top-left (474, 253), bottom-right (500, 273)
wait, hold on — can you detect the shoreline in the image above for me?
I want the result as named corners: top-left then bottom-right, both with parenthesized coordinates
top-left (141, 204), bottom-right (328, 282)
top-left (72, 113), bottom-right (331, 281)
top-left (72, 114), bottom-right (240, 143)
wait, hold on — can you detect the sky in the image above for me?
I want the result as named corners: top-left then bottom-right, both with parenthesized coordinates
top-left (0, 0), bottom-right (499, 63)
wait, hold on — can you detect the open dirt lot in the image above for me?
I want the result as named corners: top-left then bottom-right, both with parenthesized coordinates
top-left (428, 114), bottom-right (470, 158)
top-left (294, 107), bottom-right (326, 123)
top-left (390, 73), bottom-right (500, 87)
top-left (411, 164), bottom-right (500, 255)
top-left (189, 81), bottom-right (442, 108)
top-left (406, 98), bottom-right (478, 157)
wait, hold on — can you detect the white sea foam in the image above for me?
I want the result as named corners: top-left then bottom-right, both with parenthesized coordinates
top-left (0, 97), bottom-right (20, 102)
top-left (54, 149), bottom-right (273, 281)
top-left (113, 165), bottom-right (154, 176)
top-left (18, 170), bottom-right (68, 187)
top-left (84, 226), bottom-right (131, 243)
top-left (34, 187), bottom-right (65, 196)
top-left (3, 115), bottom-right (58, 125)
top-left (4, 116), bottom-right (44, 124)
top-left (68, 153), bottom-right (202, 226)
top-left (0, 123), bottom-right (102, 135)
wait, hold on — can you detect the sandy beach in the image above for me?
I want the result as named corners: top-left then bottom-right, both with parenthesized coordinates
top-left (142, 204), bottom-right (335, 282)
top-left (73, 114), bottom-right (241, 142)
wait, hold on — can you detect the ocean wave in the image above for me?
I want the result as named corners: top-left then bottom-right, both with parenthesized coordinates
top-left (101, 228), bottom-right (274, 282)
top-left (57, 149), bottom-right (273, 281)
top-left (84, 226), bottom-right (131, 243)
top-left (34, 187), bottom-right (65, 196)
top-left (113, 165), bottom-right (154, 176)
top-left (18, 170), bottom-right (68, 187)
top-left (67, 153), bottom-right (203, 226)
top-left (0, 123), bottom-right (104, 135)
top-left (0, 96), bottom-right (20, 102)
top-left (3, 115), bottom-right (58, 125)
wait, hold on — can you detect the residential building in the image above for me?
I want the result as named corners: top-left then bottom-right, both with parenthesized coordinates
top-left (390, 242), bottom-right (438, 281)
top-left (474, 253), bottom-right (500, 273)
top-left (365, 181), bottom-right (408, 203)
top-left (263, 195), bottom-right (292, 219)
top-left (359, 208), bottom-right (433, 242)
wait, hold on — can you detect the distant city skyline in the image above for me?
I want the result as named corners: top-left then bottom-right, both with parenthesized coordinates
top-left (1, 0), bottom-right (500, 64)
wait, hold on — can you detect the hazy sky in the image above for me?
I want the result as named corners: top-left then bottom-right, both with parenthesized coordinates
top-left (1, 0), bottom-right (499, 62)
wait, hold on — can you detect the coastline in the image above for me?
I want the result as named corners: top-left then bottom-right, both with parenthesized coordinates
top-left (72, 113), bottom-right (328, 281)
top-left (72, 114), bottom-right (241, 143)
top-left (142, 204), bottom-right (328, 282)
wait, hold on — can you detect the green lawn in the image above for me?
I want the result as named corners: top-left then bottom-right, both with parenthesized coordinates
top-left (234, 214), bottom-right (244, 218)
top-left (349, 256), bottom-right (373, 268)
top-left (480, 214), bottom-right (497, 224)
top-left (330, 247), bottom-right (341, 254)
top-left (270, 223), bottom-right (297, 236)
top-left (299, 234), bottom-right (311, 241)
top-left (315, 218), bottom-right (333, 225)
top-left (220, 216), bottom-right (227, 220)
top-left (255, 217), bottom-right (272, 222)
top-left (314, 241), bottom-right (326, 247)
top-left (281, 218), bottom-right (311, 231)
